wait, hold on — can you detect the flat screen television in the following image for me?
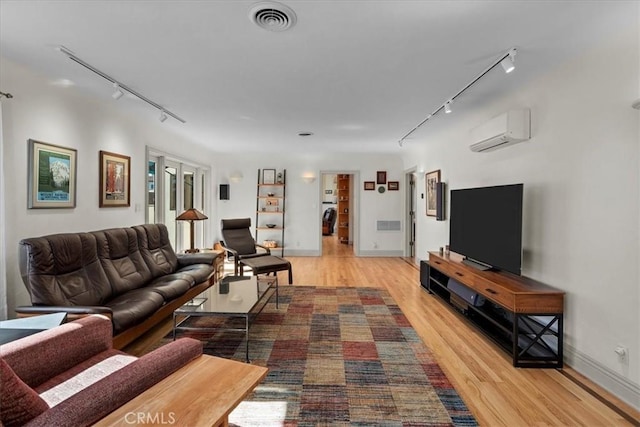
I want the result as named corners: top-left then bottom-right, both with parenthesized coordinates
top-left (449, 184), bottom-right (523, 275)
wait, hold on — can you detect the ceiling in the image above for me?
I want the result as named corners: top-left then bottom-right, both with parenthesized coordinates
top-left (0, 1), bottom-right (635, 153)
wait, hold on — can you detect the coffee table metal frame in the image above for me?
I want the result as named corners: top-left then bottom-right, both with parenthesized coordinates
top-left (172, 275), bottom-right (275, 362)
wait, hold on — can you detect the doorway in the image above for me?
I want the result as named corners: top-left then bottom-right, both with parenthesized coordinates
top-left (320, 172), bottom-right (356, 257)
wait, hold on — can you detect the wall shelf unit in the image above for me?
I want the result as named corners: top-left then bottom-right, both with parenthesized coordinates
top-left (255, 169), bottom-right (286, 255)
top-left (337, 174), bottom-right (350, 244)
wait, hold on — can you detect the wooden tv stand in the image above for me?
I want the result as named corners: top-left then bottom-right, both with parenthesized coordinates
top-left (423, 252), bottom-right (565, 368)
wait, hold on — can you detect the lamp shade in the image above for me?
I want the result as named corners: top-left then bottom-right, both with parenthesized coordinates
top-left (176, 208), bottom-right (208, 221)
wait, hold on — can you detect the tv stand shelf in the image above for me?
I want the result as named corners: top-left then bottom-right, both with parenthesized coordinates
top-left (422, 252), bottom-right (565, 368)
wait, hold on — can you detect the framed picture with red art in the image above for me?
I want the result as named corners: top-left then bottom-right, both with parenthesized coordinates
top-left (99, 150), bottom-right (130, 207)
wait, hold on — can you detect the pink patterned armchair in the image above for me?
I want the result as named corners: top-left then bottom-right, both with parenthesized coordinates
top-left (0, 315), bottom-right (202, 427)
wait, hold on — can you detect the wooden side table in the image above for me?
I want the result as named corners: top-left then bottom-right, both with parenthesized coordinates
top-left (197, 248), bottom-right (225, 285)
top-left (95, 355), bottom-right (267, 426)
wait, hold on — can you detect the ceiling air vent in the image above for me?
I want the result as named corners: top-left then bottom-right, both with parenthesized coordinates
top-left (249, 1), bottom-right (297, 32)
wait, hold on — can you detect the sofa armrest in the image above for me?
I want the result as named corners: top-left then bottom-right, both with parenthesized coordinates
top-left (1, 315), bottom-right (113, 388)
top-left (16, 306), bottom-right (113, 320)
top-left (176, 252), bottom-right (217, 267)
top-left (25, 338), bottom-right (203, 427)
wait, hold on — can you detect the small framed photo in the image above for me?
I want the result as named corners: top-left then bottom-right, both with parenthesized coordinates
top-left (325, 189), bottom-right (333, 194)
top-left (388, 181), bottom-right (399, 191)
top-left (99, 151), bottom-right (130, 207)
top-left (426, 169), bottom-right (441, 216)
top-left (376, 171), bottom-right (387, 184)
top-left (364, 181), bottom-right (375, 190)
top-left (262, 169), bottom-right (276, 185)
top-left (28, 139), bottom-right (77, 209)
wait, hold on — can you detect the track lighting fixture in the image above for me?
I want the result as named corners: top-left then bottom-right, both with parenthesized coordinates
top-left (57, 46), bottom-right (185, 123)
top-left (398, 47), bottom-right (518, 147)
top-left (112, 83), bottom-right (124, 100)
top-left (500, 48), bottom-right (516, 73)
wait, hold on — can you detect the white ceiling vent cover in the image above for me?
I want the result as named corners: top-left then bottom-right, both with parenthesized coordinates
top-left (249, 2), bottom-right (297, 32)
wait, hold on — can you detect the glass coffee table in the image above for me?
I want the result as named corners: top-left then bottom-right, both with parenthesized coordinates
top-left (173, 275), bottom-right (276, 362)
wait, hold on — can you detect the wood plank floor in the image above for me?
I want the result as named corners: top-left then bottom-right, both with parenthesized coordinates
top-left (126, 236), bottom-right (639, 426)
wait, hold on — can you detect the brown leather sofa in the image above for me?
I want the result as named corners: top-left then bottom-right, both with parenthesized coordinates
top-left (17, 223), bottom-right (215, 349)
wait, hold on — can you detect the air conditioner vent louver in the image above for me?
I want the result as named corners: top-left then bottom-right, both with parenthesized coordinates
top-left (249, 2), bottom-right (297, 32)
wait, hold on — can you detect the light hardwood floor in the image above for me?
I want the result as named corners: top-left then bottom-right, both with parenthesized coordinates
top-left (127, 236), bottom-right (639, 426)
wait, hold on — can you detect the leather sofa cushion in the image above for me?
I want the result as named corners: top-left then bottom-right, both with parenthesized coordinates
top-left (146, 274), bottom-right (192, 300)
top-left (105, 289), bottom-right (164, 334)
top-left (133, 224), bottom-right (179, 278)
top-left (176, 264), bottom-right (215, 285)
top-left (19, 233), bottom-right (112, 306)
top-left (92, 228), bottom-right (152, 295)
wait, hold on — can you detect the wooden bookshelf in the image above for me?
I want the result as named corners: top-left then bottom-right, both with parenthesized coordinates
top-left (337, 174), bottom-right (350, 244)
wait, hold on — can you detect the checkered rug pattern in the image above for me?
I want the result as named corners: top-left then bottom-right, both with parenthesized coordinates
top-left (172, 286), bottom-right (477, 426)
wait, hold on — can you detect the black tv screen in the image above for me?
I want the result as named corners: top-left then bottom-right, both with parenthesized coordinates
top-left (449, 184), bottom-right (523, 275)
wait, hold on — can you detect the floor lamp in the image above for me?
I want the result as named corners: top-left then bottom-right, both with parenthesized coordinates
top-left (176, 208), bottom-right (208, 253)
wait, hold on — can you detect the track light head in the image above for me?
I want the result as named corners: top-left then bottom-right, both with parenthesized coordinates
top-left (500, 48), bottom-right (517, 73)
top-left (112, 83), bottom-right (124, 100)
top-left (159, 111), bottom-right (168, 122)
top-left (444, 101), bottom-right (453, 114)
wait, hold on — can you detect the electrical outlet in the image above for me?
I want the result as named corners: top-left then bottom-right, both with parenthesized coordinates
top-left (614, 345), bottom-right (628, 363)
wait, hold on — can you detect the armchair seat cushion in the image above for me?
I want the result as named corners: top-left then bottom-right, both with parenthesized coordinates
top-left (38, 353), bottom-right (137, 407)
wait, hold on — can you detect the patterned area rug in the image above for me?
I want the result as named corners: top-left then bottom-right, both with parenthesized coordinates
top-left (171, 286), bottom-right (477, 426)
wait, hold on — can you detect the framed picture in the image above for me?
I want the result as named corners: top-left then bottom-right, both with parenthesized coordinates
top-left (364, 181), bottom-right (375, 190)
top-left (262, 169), bottom-right (276, 185)
top-left (425, 170), bottom-right (441, 216)
top-left (100, 151), bottom-right (130, 207)
top-left (376, 171), bottom-right (387, 184)
top-left (28, 139), bottom-right (77, 209)
top-left (325, 190), bottom-right (333, 194)
top-left (388, 181), bottom-right (399, 191)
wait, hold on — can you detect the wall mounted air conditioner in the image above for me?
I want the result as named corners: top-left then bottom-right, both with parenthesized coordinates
top-left (470, 109), bottom-right (530, 152)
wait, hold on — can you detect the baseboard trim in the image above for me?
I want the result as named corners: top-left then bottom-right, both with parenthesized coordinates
top-left (565, 343), bottom-right (640, 411)
top-left (283, 249), bottom-right (321, 257)
top-left (358, 250), bottom-right (404, 257)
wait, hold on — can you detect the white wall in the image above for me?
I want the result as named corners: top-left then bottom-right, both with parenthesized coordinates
top-left (402, 28), bottom-right (640, 407)
top-left (0, 58), bottom-right (217, 316)
top-left (213, 153), bottom-right (405, 256)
